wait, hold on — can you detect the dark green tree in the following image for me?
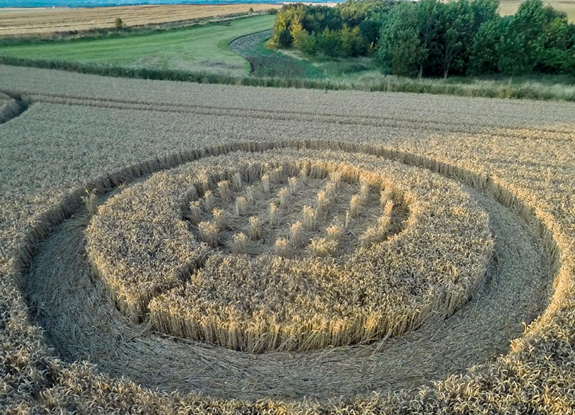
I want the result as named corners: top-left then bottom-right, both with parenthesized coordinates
top-left (377, 2), bottom-right (425, 77)
top-left (270, 4), bottom-right (306, 47)
top-left (277, 29), bottom-right (293, 48)
top-left (468, 17), bottom-right (504, 75)
top-left (498, 0), bottom-right (547, 74)
top-left (438, 0), bottom-right (474, 78)
top-left (470, 0), bottom-right (500, 31)
top-left (415, 0), bottom-right (443, 77)
top-left (359, 19), bottom-right (381, 47)
top-left (297, 30), bottom-right (321, 55)
top-left (538, 15), bottom-right (575, 73)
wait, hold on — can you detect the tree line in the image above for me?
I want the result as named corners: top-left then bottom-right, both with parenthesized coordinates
top-left (270, 0), bottom-right (575, 78)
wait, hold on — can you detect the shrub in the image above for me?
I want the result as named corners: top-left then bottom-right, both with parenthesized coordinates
top-left (277, 28), bottom-right (293, 48)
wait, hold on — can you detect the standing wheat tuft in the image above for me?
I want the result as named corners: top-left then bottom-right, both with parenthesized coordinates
top-left (278, 187), bottom-right (289, 208)
top-left (189, 201), bottom-right (202, 223)
top-left (261, 174), bottom-right (270, 193)
top-left (316, 190), bottom-right (329, 215)
top-left (308, 237), bottom-right (337, 257)
top-left (299, 168), bottom-right (308, 184)
top-left (359, 182), bottom-right (370, 204)
top-left (217, 180), bottom-right (231, 202)
top-left (275, 237), bottom-right (290, 257)
top-left (329, 171), bottom-right (342, 188)
top-left (326, 223), bottom-right (342, 242)
top-left (231, 172), bottom-right (243, 191)
top-left (302, 205), bottom-right (316, 230)
top-left (270, 166), bottom-right (283, 183)
top-left (235, 196), bottom-right (247, 216)
top-left (198, 221), bottom-right (219, 247)
top-left (288, 176), bottom-right (297, 195)
top-left (248, 216), bottom-right (261, 240)
top-left (230, 233), bottom-right (247, 254)
top-left (245, 186), bottom-right (255, 204)
top-left (290, 221), bottom-right (303, 247)
top-left (212, 208), bottom-right (226, 231)
top-left (269, 203), bottom-right (278, 225)
top-left (203, 190), bottom-right (215, 211)
top-left (350, 194), bottom-right (361, 218)
top-left (325, 182), bottom-right (336, 200)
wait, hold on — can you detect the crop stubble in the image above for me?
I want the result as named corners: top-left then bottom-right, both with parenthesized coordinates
top-left (0, 64), bottom-right (574, 413)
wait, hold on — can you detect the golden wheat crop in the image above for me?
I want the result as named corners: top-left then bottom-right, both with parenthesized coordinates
top-left (1, 63), bottom-right (575, 413)
top-left (85, 150), bottom-right (492, 352)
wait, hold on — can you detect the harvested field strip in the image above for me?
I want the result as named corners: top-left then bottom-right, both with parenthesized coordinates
top-left (5, 90), bottom-right (575, 140)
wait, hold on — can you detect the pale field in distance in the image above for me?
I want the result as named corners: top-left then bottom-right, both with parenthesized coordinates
top-left (499, 0), bottom-right (575, 21)
top-left (1, 65), bottom-right (575, 412)
top-left (0, 4), bottom-right (281, 36)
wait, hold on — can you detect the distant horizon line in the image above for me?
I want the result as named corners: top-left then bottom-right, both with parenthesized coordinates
top-left (0, 0), bottom-right (344, 9)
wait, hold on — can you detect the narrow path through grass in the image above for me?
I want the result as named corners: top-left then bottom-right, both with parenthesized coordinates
top-left (229, 30), bottom-right (324, 79)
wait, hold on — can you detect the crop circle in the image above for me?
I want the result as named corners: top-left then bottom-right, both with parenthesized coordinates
top-left (86, 149), bottom-right (493, 352)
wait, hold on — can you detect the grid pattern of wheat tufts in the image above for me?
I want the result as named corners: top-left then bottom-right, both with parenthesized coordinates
top-left (86, 150), bottom-right (494, 352)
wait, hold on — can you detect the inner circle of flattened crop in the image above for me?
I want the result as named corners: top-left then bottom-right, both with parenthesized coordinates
top-left (86, 150), bottom-right (493, 353)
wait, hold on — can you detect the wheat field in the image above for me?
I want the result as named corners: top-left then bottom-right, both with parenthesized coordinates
top-left (87, 150), bottom-right (492, 352)
top-left (1, 64), bottom-right (575, 413)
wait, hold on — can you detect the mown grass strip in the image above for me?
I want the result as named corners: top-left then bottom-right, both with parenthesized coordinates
top-left (0, 11), bottom-right (273, 44)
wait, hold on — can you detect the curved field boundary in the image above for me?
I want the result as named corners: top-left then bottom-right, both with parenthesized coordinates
top-left (229, 30), bottom-right (324, 79)
top-left (14, 139), bottom-right (562, 284)
top-left (17, 140), bottom-right (562, 400)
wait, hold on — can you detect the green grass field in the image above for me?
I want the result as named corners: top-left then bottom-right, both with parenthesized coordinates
top-left (0, 15), bottom-right (275, 76)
